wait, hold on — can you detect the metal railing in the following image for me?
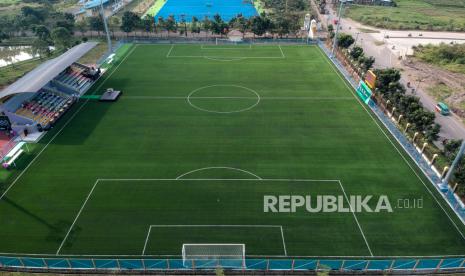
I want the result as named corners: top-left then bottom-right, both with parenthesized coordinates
top-left (1, 256), bottom-right (465, 272)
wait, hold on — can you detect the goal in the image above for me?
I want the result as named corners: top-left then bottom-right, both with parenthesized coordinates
top-left (182, 243), bottom-right (245, 268)
top-left (216, 38), bottom-right (243, 45)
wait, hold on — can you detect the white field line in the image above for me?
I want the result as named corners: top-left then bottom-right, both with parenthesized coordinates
top-left (0, 45), bottom-right (138, 202)
top-left (56, 179), bottom-right (99, 255)
top-left (122, 96), bottom-right (354, 100)
top-left (337, 181), bottom-right (373, 257)
top-left (201, 45), bottom-right (252, 50)
top-left (168, 44), bottom-right (284, 60)
top-left (317, 46), bottom-right (465, 241)
top-left (175, 166), bottom-right (262, 180)
top-left (168, 55), bottom-right (285, 59)
top-left (142, 225), bottom-right (152, 255)
top-left (7, 251), bottom-right (465, 258)
top-left (280, 226), bottom-right (287, 256)
top-left (98, 178), bottom-right (341, 182)
top-left (166, 45), bottom-right (174, 58)
top-left (143, 224), bottom-right (286, 256)
top-left (57, 177), bottom-right (338, 256)
top-left (279, 45), bottom-right (285, 58)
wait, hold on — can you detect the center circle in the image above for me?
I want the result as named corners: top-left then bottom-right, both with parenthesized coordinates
top-left (187, 85), bottom-right (260, 114)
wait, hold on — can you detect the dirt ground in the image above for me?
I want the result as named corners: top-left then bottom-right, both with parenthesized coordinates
top-left (401, 58), bottom-right (465, 118)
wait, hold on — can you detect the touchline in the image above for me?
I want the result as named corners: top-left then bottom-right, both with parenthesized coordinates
top-left (263, 195), bottom-right (393, 213)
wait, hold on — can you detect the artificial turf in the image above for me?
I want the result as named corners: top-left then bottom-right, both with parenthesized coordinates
top-left (1, 44), bottom-right (465, 258)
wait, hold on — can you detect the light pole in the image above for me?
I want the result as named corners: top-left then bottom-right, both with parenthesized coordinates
top-left (100, 0), bottom-right (112, 54)
top-left (331, 0), bottom-right (345, 57)
top-left (442, 141), bottom-right (465, 191)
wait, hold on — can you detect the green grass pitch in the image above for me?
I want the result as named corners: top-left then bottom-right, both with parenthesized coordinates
top-left (1, 44), bottom-right (465, 258)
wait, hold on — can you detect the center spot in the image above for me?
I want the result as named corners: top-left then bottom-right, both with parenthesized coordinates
top-left (187, 85), bottom-right (260, 114)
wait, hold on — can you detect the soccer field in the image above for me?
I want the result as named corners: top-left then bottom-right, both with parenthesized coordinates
top-left (1, 44), bottom-right (465, 258)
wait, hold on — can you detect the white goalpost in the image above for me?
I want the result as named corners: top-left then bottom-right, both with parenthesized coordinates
top-left (182, 243), bottom-right (246, 268)
top-left (215, 38), bottom-right (239, 45)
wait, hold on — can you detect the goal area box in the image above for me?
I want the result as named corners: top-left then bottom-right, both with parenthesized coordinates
top-left (182, 244), bottom-right (245, 268)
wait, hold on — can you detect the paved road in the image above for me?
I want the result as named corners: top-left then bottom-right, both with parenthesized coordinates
top-left (321, 4), bottom-right (465, 142)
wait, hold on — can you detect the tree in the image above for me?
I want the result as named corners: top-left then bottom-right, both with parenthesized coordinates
top-left (0, 30), bottom-right (9, 42)
top-left (180, 14), bottom-right (187, 36)
top-left (250, 15), bottom-right (270, 37)
top-left (51, 27), bottom-right (72, 49)
top-left (229, 14), bottom-right (249, 37)
top-left (165, 15), bottom-right (177, 34)
top-left (274, 15), bottom-right (291, 38)
top-left (75, 19), bottom-right (88, 35)
top-left (32, 37), bottom-right (51, 58)
top-left (337, 33), bottom-right (355, 49)
top-left (32, 25), bottom-right (51, 41)
top-left (142, 16), bottom-right (154, 35)
top-left (211, 14), bottom-right (227, 36)
top-left (202, 16), bottom-right (212, 36)
top-left (349, 46), bottom-right (364, 61)
top-left (191, 16), bottom-right (200, 34)
top-left (55, 13), bottom-right (75, 33)
top-left (425, 123), bottom-right (441, 142)
top-left (444, 140), bottom-right (462, 162)
top-left (121, 11), bottom-right (141, 35)
top-left (88, 16), bottom-right (104, 36)
top-left (374, 68), bottom-right (402, 95)
top-left (157, 17), bottom-right (166, 34)
top-left (109, 16), bottom-right (121, 36)
top-left (360, 56), bottom-right (375, 71)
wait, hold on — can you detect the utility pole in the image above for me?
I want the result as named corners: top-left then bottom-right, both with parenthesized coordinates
top-left (331, 0), bottom-right (344, 57)
top-left (442, 141), bottom-right (465, 191)
top-left (100, 0), bottom-right (112, 54)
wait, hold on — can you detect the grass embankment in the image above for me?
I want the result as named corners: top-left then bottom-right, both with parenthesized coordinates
top-left (0, 53), bottom-right (60, 89)
top-left (414, 43), bottom-right (465, 75)
top-left (345, 0), bottom-right (465, 31)
top-left (78, 42), bottom-right (110, 65)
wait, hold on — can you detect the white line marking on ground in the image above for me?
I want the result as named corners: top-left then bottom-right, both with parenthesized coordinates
top-left (317, 46), bottom-right (465, 240)
top-left (175, 167), bottom-right (263, 180)
top-left (56, 179), bottom-right (100, 255)
top-left (166, 45), bottom-right (174, 58)
top-left (201, 45), bottom-right (252, 50)
top-left (98, 178), bottom-right (340, 182)
top-left (280, 226), bottom-right (287, 256)
top-left (142, 225), bottom-right (152, 255)
top-left (279, 45), bottom-right (285, 58)
top-left (10, 251), bottom-right (465, 258)
top-left (186, 84), bottom-right (261, 114)
top-left (337, 181), bottom-right (374, 257)
top-left (0, 45), bottom-right (138, 201)
top-left (122, 96), bottom-right (354, 100)
top-left (143, 224), bottom-right (287, 256)
top-left (56, 178), bottom-right (336, 256)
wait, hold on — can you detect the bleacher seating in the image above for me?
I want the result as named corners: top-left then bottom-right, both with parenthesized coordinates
top-left (15, 90), bottom-right (75, 128)
top-left (11, 62), bottom-right (97, 129)
top-left (54, 64), bottom-right (94, 93)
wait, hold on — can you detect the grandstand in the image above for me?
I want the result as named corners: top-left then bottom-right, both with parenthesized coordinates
top-left (0, 42), bottom-right (99, 140)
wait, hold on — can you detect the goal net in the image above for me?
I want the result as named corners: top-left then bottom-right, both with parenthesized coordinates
top-left (216, 38), bottom-right (242, 45)
top-left (182, 243), bottom-right (245, 268)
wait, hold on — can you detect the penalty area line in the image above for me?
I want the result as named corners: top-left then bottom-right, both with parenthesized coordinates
top-left (337, 180), bottom-right (373, 257)
top-left (56, 179), bottom-right (100, 255)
